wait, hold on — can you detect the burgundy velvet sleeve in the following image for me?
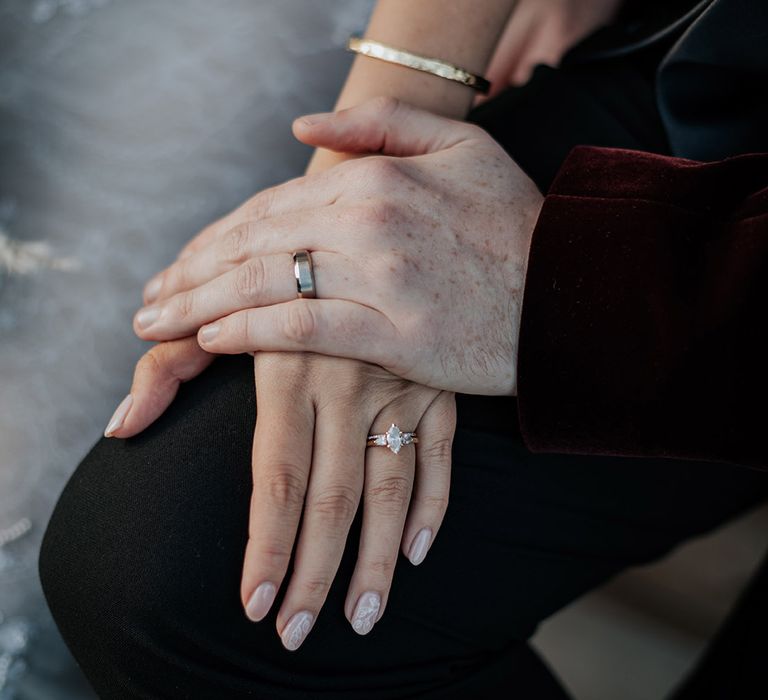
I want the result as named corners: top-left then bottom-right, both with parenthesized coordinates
top-left (517, 146), bottom-right (768, 469)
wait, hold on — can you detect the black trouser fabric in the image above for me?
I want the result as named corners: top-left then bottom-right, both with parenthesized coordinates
top-left (39, 52), bottom-right (768, 699)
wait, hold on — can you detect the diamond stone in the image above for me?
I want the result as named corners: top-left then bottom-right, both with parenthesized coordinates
top-left (386, 424), bottom-right (403, 454)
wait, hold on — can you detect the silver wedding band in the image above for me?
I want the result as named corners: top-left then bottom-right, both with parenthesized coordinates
top-left (292, 250), bottom-right (316, 299)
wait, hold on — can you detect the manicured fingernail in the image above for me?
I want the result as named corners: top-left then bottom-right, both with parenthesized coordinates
top-left (199, 323), bottom-right (220, 343)
top-left (298, 112), bottom-right (332, 127)
top-left (281, 610), bottom-right (314, 651)
top-left (245, 581), bottom-right (277, 622)
top-left (104, 394), bottom-right (133, 437)
top-left (351, 591), bottom-right (381, 635)
top-left (143, 275), bottom-right (163, 303)
top-left (136, 306), bottom-right (161, 329)
top-left (407, 527), bottom-right (432, 566)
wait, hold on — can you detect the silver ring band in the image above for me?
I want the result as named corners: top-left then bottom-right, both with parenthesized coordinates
top-left (292, 250), bottom-right (316, 299)
top-left (366, 424), bottom-right (418, 455)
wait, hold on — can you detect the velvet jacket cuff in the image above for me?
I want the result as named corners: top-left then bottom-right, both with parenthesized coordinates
top-left (517, 146), bottom-right (768, 469)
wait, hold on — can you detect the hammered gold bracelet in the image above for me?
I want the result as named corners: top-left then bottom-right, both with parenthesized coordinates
top-left (346, 36), bottom-right (491, 94)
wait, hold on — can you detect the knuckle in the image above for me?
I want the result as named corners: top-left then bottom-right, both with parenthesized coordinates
top-left (264, 467), bottom-right (306, 511)
top-left (363, 554), bottom-right (397, 577)
top-left (333, 157), bottom-right (362, 182)
top-left (174, 291), bottom-right (195, 320)
top-left (234, 258), bottom-right (265, 302)
top-left (416, 493), bottom-right (449, 516)
top-left (247, 187), bottom-right (275, 221)
top-left (300, 574), bottom-right (333, 599)
top-left (252, 543), bottom-right (292, 570)
top-left (136, 348), bottom-right (165, 379)
top-left (419, 437), bottom-right (454, 466)
top-left (225, 224), bottom-right (250, 263)
top-left (309, 486), bottom-right (359, 527)
top-left (369, 95), bottom-right (400, 117)
top-left (462, 122), bottom-right (489, 141)
top-left (135, 345), bottom-right (184, 386)
top-left (282, 302), bottom-right (317, 344)
top-left (363, 156), bottom-right (402, 187)
top-left (368, 475), bottom-right (412, 514)
top-left (356, 197), bottom-right (400, 229)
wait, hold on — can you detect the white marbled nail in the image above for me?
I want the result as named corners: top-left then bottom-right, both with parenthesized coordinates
top-left (104, 394), bottom-right (133, 437)
top-left (407, 527), bottom-right (432, 566)
top-left (281, 611), bottom-right (314, 651)
top-left (351, 591), bottom-right (381, 635)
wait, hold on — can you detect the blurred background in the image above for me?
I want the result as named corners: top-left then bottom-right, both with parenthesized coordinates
top-left (0, 1), bottom-right (765, 698)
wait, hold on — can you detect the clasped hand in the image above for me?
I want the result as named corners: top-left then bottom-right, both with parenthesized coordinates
top-left (109, 97), bottom-right (542, 649)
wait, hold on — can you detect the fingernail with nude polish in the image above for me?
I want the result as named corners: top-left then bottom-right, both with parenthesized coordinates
top-left (135, 306), bottom-right (161, 329)
top-left (104, 394), bottom-right (133, 437)
top-left (351, 591), bottom-right (381, 635)
top-left (199, 323), bottom-right (220, 343)
top-left (143, 275), bottom-right (163, 303)
top-left (407, 527), bottom-right (432, 566)
top-left (281, 611), bottom-right (314, 651)
top-left (245, 582), bottom-right (277, 622)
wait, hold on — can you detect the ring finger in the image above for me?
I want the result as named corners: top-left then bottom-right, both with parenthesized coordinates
top-left (343, 402), bottom-right (425, 636)
top-left (146, 206), bottom-right (343, 305)
top-left (133, 251), bottom-right (361, 341)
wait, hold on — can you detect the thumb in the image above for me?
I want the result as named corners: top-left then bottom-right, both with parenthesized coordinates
top-left (292, 97), bottom-right (476, 157)
top-left (104, 338), bottom-right (214, 438)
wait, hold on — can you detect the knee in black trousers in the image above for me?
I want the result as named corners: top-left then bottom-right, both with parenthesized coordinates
top-left (39, 354), bottom-right (767, 699)
top-left (39, 356), bottom-right (577, 698)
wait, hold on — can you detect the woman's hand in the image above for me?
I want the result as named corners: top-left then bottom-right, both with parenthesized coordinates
top-left (105, 344), bottom-right (456, 651)
top-left (244, 352), bottom-right (454, 648)
top-left (479, 0), bottom-right (623, 98)
top-left (132, 97), bottom-right (544, 396)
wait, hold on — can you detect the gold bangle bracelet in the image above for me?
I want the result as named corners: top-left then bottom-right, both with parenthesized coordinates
top-left (346, 36), bottom-right (491, 94)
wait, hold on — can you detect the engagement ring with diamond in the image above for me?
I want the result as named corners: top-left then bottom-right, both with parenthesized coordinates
top-left (366, 424), bottom-right (418, 455)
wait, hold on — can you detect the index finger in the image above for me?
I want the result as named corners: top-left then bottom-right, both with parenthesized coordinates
top-left (240, 355), bottom-right (315, 626)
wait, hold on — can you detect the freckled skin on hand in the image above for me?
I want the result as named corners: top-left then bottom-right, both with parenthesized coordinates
top-left (133, 100), bottom-right (542, 401)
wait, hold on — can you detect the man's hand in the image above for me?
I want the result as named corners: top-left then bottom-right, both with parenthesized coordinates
top-left (131, 98), bottom-right (544, 396)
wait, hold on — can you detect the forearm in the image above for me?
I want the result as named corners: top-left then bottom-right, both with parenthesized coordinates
top-left (307, 0), bottom-right (516, 173)
top-left (338, 0), bottom-right (515, 117)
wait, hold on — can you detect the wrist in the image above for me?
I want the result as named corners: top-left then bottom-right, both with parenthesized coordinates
top-left (507, 192), bottom-right (545, 396)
